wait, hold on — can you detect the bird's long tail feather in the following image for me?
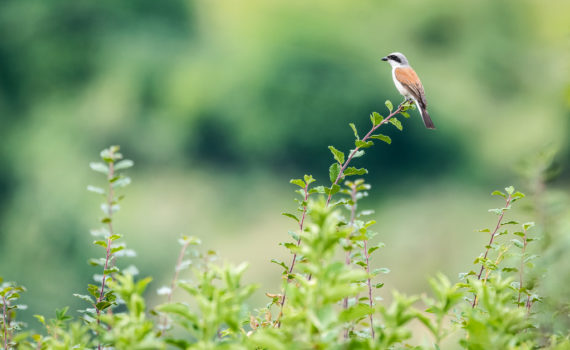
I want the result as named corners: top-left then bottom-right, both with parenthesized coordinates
top-left (415, 101), bottom-right (435, 129)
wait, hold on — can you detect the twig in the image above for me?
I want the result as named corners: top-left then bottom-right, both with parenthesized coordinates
top-left (159, 238), bottom-right (193, 334)
top-left (325, 104), bottom-right (404, 207)
top-left (2, 294), bottom-right (8, 350)
top-left (472, 193), bottom-right (512, 308)
top-left (363, 237), bottom-right (375, 339)
top-left (517, 228), bottom-right (528, 307)
top-left (277, 182), bottom-right (310, 325)
top-left (279, 104), bottom-right (405, 322)
top-left (96, 161), bottom-right (116, 350)
top-left (97, 161), bottom-right (116, 319)
top-left (343, 184), bottom-right (358, 339)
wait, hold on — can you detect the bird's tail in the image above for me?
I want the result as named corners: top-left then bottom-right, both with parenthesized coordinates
top-left (416, 101), bottom-right (435, 129)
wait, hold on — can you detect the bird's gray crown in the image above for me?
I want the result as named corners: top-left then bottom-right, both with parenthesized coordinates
top-left (385, 52), bottom-right (409, 66)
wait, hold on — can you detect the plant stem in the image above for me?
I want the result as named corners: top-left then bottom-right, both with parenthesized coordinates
top-left (472, 193), bottom-right (512, 307)
top-left (2, 294), bottom-right (8, 350)
top-left (280, 105), bottom-right (404, 323)
top-left (325, 105), bottom-right (404, 207)
top-left (277, 182), bottom-right (310, 325)
top-left (160, 239), bottom-right (192, 334)
top-left (343, 184), bottom-right (358, 339)
top-left (517, 228), bottom-right (528, 307)
top-left (97, 161), bottom-right (115, 324)
top-left (363, 240), bottom-right (376, 339)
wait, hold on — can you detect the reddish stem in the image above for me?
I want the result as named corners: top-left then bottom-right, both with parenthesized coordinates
top-left (325, 105), bottom-right (404, 207)
top-left (278, 182), bottom-right (310, 325)
top-left (472, 193), bottom-right (512, 308)
top-left (279, 104), bottom-right (405, 323)
top-left (343, 184), bottom-right (358, 339)
top-left (160, 239), bottom-right (192, 333)
top-left (363, 240), bottom-right (375, 339)
top-left (97, 162), bottom-right (115, 320)
top-left (517, 228), bottom-right (528, 307)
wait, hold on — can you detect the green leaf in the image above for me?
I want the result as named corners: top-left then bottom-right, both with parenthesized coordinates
top-left (112, 176), bottom-right (131, 188)
top-left (368, 242), bottom-right (385, 255)
top-left (389, 118), bottom-right (403, 131)
top-left (339, 303), bottom-right (374, 322)
top-left (55, 307), bottom-right (72, 321)
top-left (512, 191), bottom-right (525, 200)
top-left (104, 267), bottom-right (120, 274)
top-left (87, 185), bottom-right (105, 195)
top-left (282, 213), bottom-right (300, 223)
top-left (324, 185), bottom-right (340, 196)
top-left (370, 134), bottom-right (391, 144)
top-left (33, 315), bottom-right (46, 325)
top-left (303, 174), bottom-right (315, 185)
top-left (349, 123), bottom-right (360, 140)
top-left (310, 186), bottom-right (326, 194)
top-left (522, 222), bottom-right (535, 230)
top-left (505, 186), bottom-right (515, 195)
top-left (114, 159), bottom-right (134, 170)
top-left (156, 303), bottom-right (198, 323)
top-left (73, 294), bottom-right (94, 304)
top-left (178, 235), bottom-right (201, 246)
top-left (511, 239), bottom-right (524, 248)
top-left (290, 179), bottom-right (305, 188)
top-left (328, 145), bottom-right (345, 164)
top-left (370, 112), bottom-right (384, 126)
top-left (355, 140), bottom-right (374, 149)
top-left (377, 267), bottom-right (390, 274)
top-left (288, 230), bottom-right (299, 241)
top-left (93, 240), bottom-right (108, 248)
top-left (400, 111), bottom-right (410, 118)
top-left (329, 163), bottom-right (341, 183)
top-left (88, 259), bottom-right (104, 267)
top-left (491, 190), bottom-right (506, 198)
top-left (109, 234), bottom-right (122, 241)
top-left (95, 301), bottom-right (112, 311)
top-left (89, 162), bottom-right (109, 174)
top-left (344, 167), bottom-right (368, 177)
top-left (385, 100), bottom-right (393, 112)
top-left (374, 282), bottom-right (384, 289)
top-left (271, 259), bottom-right (288, 271)
top-left (110, 245), bottom-right (125, 254)
top-left (350, 149), bottom-right (365, 158)
top-left (87, 284), bottom-right (100, 298)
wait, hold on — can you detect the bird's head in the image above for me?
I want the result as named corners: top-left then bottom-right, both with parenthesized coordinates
top-left (381, 52), bottom-right (409, 67)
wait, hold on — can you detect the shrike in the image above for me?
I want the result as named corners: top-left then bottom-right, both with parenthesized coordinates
top-left (382, 52), bottom-right (435, 129)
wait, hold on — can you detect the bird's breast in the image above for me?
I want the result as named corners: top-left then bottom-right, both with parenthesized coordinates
top-left (392, 68), bottom-right (410, 97)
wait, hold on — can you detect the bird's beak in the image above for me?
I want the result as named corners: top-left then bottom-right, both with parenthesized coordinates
top-left (381, 57), bottom-right (388, 61)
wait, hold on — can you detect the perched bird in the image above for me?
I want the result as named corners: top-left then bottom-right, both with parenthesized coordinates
top-left (381, 52), bottom-right (435, 129)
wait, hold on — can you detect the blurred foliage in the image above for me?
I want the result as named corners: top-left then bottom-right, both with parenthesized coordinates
top-left (1, 158), bottom-right (568, 348)
top-left (0, 0), bottom-right (569, 331)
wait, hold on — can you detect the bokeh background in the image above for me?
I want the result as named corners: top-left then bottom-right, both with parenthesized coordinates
top-left (1, 0), bottom-right (569, 342)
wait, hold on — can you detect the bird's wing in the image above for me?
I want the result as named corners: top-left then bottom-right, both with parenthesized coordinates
top-left (394, 67), bottom-right (427, 107)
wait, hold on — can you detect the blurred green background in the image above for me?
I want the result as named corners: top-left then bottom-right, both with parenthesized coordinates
top-left (0, 0), bottom-right (569, 339)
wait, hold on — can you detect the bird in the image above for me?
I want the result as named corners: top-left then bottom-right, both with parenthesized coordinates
top-left (381, 52), bottom-right (435, 129)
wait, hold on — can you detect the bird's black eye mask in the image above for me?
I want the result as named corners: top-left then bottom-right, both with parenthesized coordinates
top-left (388, 55), bottom-right (401, 63)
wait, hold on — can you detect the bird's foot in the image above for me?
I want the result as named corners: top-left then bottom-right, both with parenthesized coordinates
top-left (398, 99), bottom-right (412, 109)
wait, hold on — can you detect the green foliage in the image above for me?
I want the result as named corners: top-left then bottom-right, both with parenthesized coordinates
top-left (157, 260), bottom-right (257, 348)
top-left (1, 108), bottom-right (568, 349)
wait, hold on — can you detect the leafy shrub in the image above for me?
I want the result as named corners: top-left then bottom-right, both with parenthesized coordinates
top-left (1, 101), bottom-right (568, 349)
